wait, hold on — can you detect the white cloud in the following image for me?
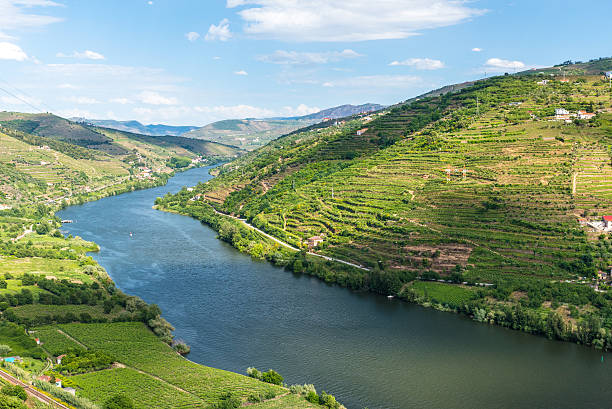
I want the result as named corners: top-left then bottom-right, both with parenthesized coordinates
top-left (213, 56), bottom-right (222, 60)
top-left (0, 42), bottom-right (28, 61)
top-left (322, 75), bottom-right (421, 88)
top-left (193, 103), bottom-right (320, 119)
top-left (205, 18), bottom-right (232, 41)
top-left (258, 49), bottom-right (362, 65)
top-left (147, 1), bottom-right (153, 4)
top-left (137, 91), bottom-right (179, 105)
top-left (389, 57), bottom-right (444, 70)
top-left (234, 70), bottom-right (248, 76)
top-left (185, 31), bottom-right (200, 42)
top-left (227, 0), bottom-right (485, 42)
top-left (57, 83), bottom-right (78, 89)
top-left (472, 47), bottom-right (482, 52)
top-left (57, 50), bottom-right (105, 60)
top-left (63, 96), bottom-right (100, 104)
top-left (109, 97), bottom-right (132, 105)
top-left (0, 0), bottom-right (63, 38)
top-left (484, 58), bottom-right (526, 71)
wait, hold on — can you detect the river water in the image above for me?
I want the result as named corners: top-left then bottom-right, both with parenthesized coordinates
top-left (57, 166), bottom-right (610, 409)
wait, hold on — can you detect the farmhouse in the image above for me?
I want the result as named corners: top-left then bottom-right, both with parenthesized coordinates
top-left (604, 216), bottom-right (612, 230)
top-left (307, 236), bottom-right (324, 249)
top-left (577, 110), bottom-right (596, 120)
top-left (38, 375), bottom-right (52, 382)
top-left (537, 80), bottom-right (549, 85)
top-left (598, 270), bottom-right (609, 281)
top-left (56, 354), bottom-right (66, 364)
top-left (606, 71), bottom-right (612, 79)
top-left (356, 128), bottom-right (369, 136)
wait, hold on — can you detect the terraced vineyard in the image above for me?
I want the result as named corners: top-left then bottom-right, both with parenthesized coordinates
top-left (57, 323), bottom-right (284, 404)
top-left (159, 62), bottom-right (612, 349)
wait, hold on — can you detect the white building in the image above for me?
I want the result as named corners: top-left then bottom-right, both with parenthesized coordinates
top-left (555, 108), bottom-right (569, 116)
top-left (605, 71), bottom-right (612, 79)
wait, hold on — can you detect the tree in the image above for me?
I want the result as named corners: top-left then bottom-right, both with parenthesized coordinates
top-left (261, 369), bottom-right (283, 385)
top-left (0, 385), bottom-right (27, 401)
top-left (0, 395), bottom-right (27, 409)
top-left (104, 394), bottom-right (135, 409)
top-left (0, 345), bottom-right (11, 356)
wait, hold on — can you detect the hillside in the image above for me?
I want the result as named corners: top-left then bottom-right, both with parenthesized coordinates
top-left (183, 103), bottom-right (384, 150)
top-left (158, 60), bottom-right (612, 350)
top-left (184, 118), bottom-right (311, 150)
top-left (0, 112), bottom-right (124, 154)
top-left (282, 103), bottom-right (385, 121)
top-left (0, 122), bottom-right (333, 408)
top-left (71, 118), bottom-right (198, 136)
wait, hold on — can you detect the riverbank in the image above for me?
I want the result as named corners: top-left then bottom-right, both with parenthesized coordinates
top-left (0, 165), bottom-right (337, 409)
top-left (156, 196), bottom-right (612, 353)
top-left (58, 166), bottom-right (611, 409)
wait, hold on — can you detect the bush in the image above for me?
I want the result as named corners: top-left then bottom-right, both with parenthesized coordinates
top-left (320, 391), bottom-right (340, 409)
top-left (0, 385), bottom-right (26, 401)
top-left (0, 394), bottom-right (27, 409)
top-left (261, 369), bottom-right (283, 385)
top-left (306, 391), bottom-right (320, 404)
top-left (0, 345), bottom-right (11, 356)
top-left (214, 393), bottom-right (241, 409)
top-left (246, 367), bottom-right (261, 380)
top-left (104, 394), bottom-right (134, 409)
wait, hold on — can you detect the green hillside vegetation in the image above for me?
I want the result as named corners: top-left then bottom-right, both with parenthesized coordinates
top-left (158, 60), bottom-right (612, 350)
top-left (0, 115), bottom-right (334, 408)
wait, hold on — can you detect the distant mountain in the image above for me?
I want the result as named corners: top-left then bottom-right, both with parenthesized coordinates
top-left (70, 118), bottom-right (198, 136)
top-left (281, 103), bottom-right (385, 121)
top-left (184, 103), bottom-right (384, 150)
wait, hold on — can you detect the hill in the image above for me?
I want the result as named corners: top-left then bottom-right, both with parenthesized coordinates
top-left (0, 112), bottom-right (124, 154)
top-left (0, 122), bottom-right (334, 409)
top-left (158, 59), bottom-right (612, 350)
top-left (282, 103), bottom-right (385, 121)
top-left (71, 118), bottom-right (198, 136)
top-left (183, 103), bottom-right (384, 150)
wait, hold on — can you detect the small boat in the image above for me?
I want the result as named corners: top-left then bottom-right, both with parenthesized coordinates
top-left (61, 220), bottom-right (73, 224)
top-left (129, 232), bottom-right (133, 237)
top-left (387, 295), bottom-right (394, 300)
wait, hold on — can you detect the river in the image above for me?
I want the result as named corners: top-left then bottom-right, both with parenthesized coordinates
top-left (57, 166), bottom-right (611, 409)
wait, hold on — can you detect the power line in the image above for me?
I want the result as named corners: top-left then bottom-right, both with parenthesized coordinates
top-left (0, 85), bottom-right (45, 114)
top-left (0, 76), bottom-right (56, 114)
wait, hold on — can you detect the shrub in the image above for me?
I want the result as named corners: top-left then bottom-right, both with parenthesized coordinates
top-left (0, 345), bottom-right (11, 356)
top-left (320, 391), bottom-right (340, 409)
top-left (0, 385), bottom-right (26, 401)
top-left (214, 393), bottom-right (241, 409)
top-left (261, 369), bottom-right (283, 385)
top-left (104, 394), bottom-right (134, 409)
top-left (306, 391), bottom-right (320, 404)
top-left (246, 367), bottom-right (261, 380)
top-left (0, 394), bottom-right (27, 409)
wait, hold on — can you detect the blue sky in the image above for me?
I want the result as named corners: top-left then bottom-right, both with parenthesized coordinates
top-left (0, 0), bottom-right (610, 126)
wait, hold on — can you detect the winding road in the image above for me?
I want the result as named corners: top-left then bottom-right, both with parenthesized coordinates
top-left (209, 207), bottom-right (372, 271)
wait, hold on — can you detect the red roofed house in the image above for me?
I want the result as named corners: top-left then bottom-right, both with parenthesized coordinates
top-left (38, 375), bottom-right (52, 383)
top-left (603, 216), bottom-right (612, 230)
top-left (356, 128), bottom-right (368, 136)
top-left (56, 354), bottom-right (66, 365)
top-left (577, 110), bottom-right (596, 120)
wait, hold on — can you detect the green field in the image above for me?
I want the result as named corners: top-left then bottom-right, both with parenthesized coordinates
top-left (57, 323), bottom-right (285, 404)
